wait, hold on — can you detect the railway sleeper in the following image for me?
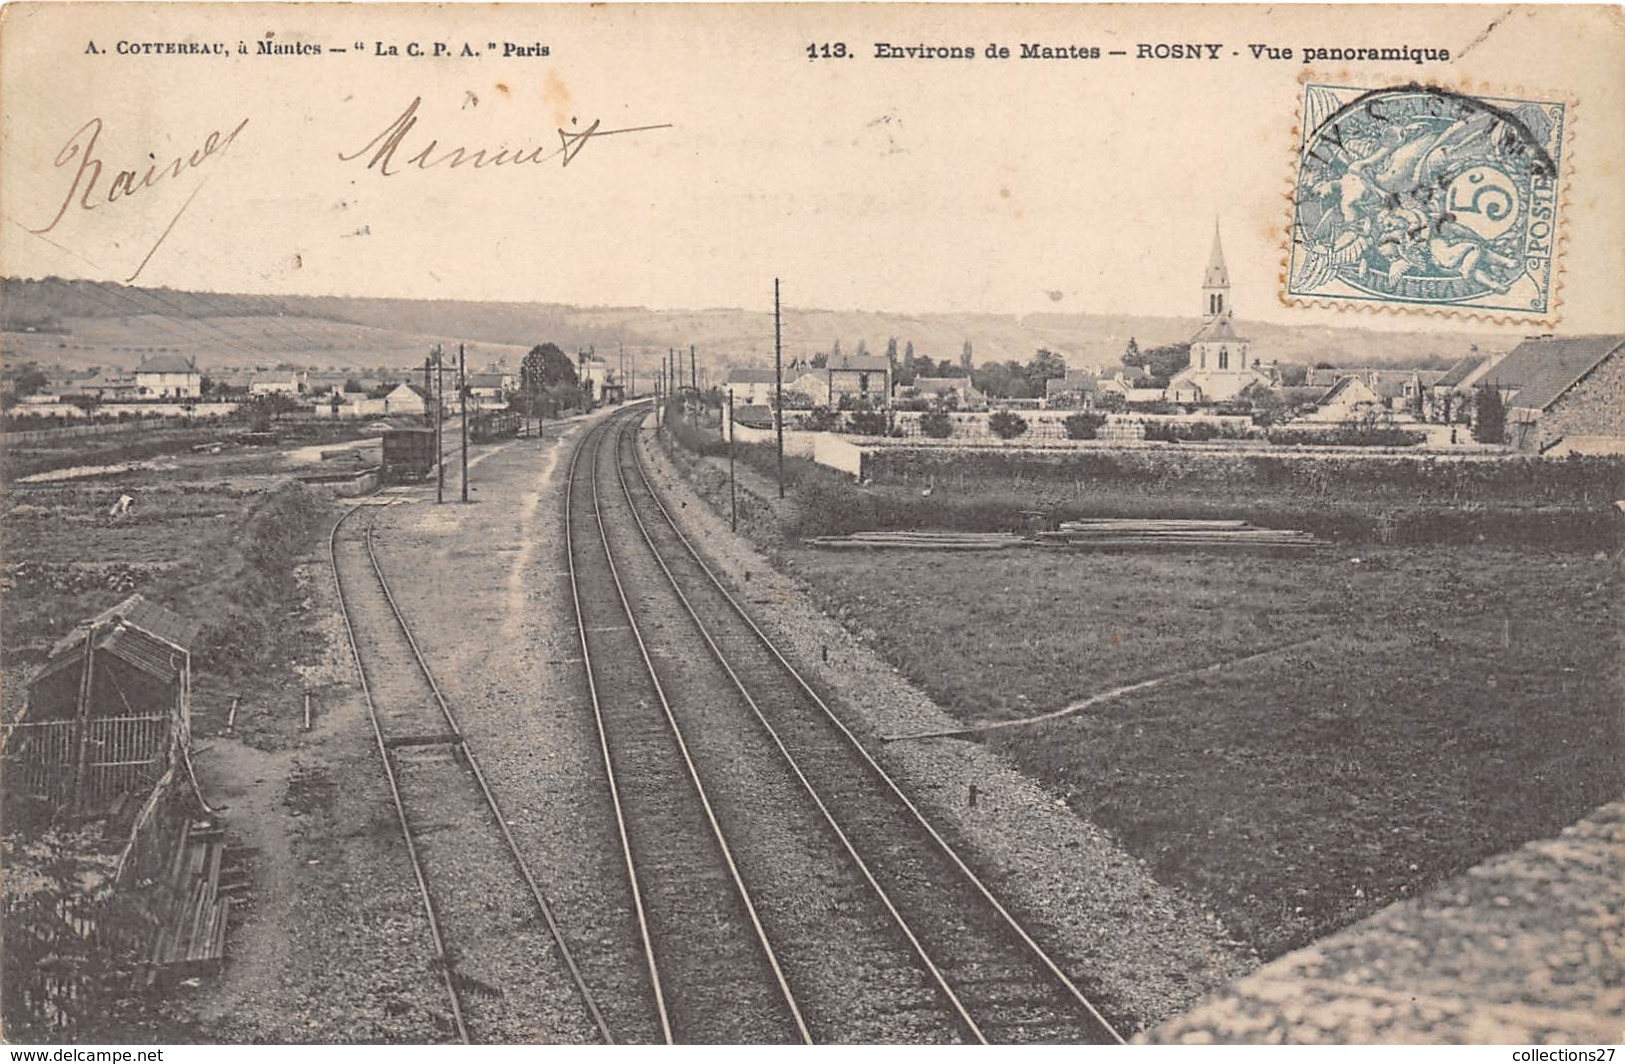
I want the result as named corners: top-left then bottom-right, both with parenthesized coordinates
top-left (383, 732), bottom-right (466, 749)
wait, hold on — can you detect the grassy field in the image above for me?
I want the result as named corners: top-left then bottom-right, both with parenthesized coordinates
top-left (659, 415), bottom-right (1623, 958)
top-left (785, 543), bottom-right (1620, 957)
top-left (2, 433), bottom-right (333, 731)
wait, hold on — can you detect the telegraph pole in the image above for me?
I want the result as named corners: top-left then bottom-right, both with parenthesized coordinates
top-left (690, 343), bottom-right (697, 395)
top-left (459, 343), bottom-right (469, 503)
top-left (774, 278), bottom-right (784, 499)
top-left (728, 387), bottom-right (737, 532)
top-left (433, 344), bottom-right (444, 504)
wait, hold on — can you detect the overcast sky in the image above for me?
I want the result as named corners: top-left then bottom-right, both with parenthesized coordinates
top-left (4, 4), bottom-right (1622, 338)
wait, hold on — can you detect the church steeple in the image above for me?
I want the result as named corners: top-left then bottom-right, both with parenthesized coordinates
top-left (1203, 219), bottom-right (1231, 319)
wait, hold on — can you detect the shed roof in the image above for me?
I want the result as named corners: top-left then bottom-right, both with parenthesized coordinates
top-left (1496, 335), bottom-right (1625, 413)
top-left (35, 595), bottom-right (198, 688)
top-left (726, 367), bottom-right (778, 385)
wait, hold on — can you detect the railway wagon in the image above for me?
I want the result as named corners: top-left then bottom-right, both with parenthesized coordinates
top-left (470, 410), bottom-right (520, 443)
top-left (381, 428), bottom-right (437, 483)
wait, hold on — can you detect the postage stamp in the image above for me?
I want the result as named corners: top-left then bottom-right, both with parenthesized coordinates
top-left (1285, 82), bottom-right (1568, 320)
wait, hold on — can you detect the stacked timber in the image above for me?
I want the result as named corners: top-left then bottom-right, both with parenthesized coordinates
top-left (139, 819), bottom-right (239, 983)
top-left (1036, 518), bottom-right (1322, 552)
top-left (805, 530), bottom-right (1028, 551)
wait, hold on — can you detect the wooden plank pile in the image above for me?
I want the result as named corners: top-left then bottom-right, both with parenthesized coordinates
top-left (805, 530), bottom-right (1029, 551)
top-left (139, 819), bottom-right (242, 983)
top-left (1036, 518), bottom-right (1323, 552)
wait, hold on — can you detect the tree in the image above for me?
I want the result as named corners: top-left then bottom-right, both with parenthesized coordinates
top-left (1276, 362), bottom-right (1309, 387)
top-left (901, 341), bottom-right (916, 385)
top-left (810, 351), bottom-right (828, 368)
top-left (1121, 337), bottom-right (1143, 370)
top-left (343, 378), bottom-right (366, 393)
top-left (960, 340), bottom-right (974, 372)
top-left (853, 338), bottom-right (869, 359)
top-left (9, 361), bottom-right (48, 398)
top-left (198, 374), bottom-right (216, 396)
top-left (1140, 343), bottom-right (1192, 387)
top-left (988, 410), bottom-right (1028, 439)
top-left (1473, 384), bottom-right (1506, 444)
top-left (1025, 348), bottom-right (1068, 395)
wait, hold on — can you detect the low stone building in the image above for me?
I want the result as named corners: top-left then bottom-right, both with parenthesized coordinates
top-left (1495, 335), bottom-right (1625, 453)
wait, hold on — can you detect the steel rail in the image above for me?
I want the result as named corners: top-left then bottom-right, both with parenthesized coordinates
top-left (562, 416), bottom-right (674, 1043)
top-left (606, 417), bottom-right (990, 1043)
top-left (580, 414), bottom-right (814, 1044)
top-left (361, 514), bottom-right (616, 1044)
top-left (626, 419), bottom-right (1128, 1045)
top-left (328, 503), bottom-right (469, 1044)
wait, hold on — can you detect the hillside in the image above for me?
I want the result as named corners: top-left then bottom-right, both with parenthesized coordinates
top-left (1, 277), bottom-right (1509, 378)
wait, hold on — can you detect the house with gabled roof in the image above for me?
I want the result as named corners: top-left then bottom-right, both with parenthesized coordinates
top-left (1427, 348), bottom-right (1510, 423)
top-left (1490, 335), bottom-right (1625, 453)
top-left (724, 366), bottom-right (779, 407)
top-left (134, 353), bottom-right (202, 399)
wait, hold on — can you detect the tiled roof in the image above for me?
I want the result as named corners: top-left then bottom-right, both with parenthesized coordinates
top-left (913, 376), bottom-right (974, 394)
top-left (828, 355), bottom-right (891, 372)
top-left (1435, 354), bottom-right (1489, 389)
top-left (1494, 335), bottom-right (1625, 413)
top-left (725, 367), bottom-right (778, 385)
top-left (1190, 315), bottom-right (1246, 344)
top-left (135, 353), bottom-right (198, 374)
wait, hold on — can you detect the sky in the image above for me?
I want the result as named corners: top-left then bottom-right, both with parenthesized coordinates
top-left (3, 3), bottom-right (1623, 339)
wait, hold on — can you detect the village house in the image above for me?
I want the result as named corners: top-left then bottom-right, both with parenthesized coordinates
top-left (825, 353), bottom-right (892, 406)
top-left (1427, 348), bottom-right (1509, 423)
top-left (903, 375), bottom-right (987, 410)
top-left (1490, 335), bottom-right (1625, 453)
top-left (134, 353), bottom-right (202, 399)
top-left (382, 382), bottom-right (431, 418)
top-left (723, 367), bottom-right (779, 406)
top-left (1301, 374), bottom-right (1385, 423)
top-left (465, 370), bottom-right (515, 412)
top-left (248, 371), bottom-right (308, 396)
top-left (1044, 373), bottom-right (1097, 409)
top-left (578, 353), bottom-right (611, 402)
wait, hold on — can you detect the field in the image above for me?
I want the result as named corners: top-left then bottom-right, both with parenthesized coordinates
top-left (662, 420), bottom-right (1624, 959)
top-left (2, 425), bottom-right (349, 739)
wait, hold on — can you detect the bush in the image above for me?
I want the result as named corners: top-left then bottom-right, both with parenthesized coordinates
top-left (988, 410), bottom-right (1029, 439)
top-left (919, 410), bottom-right (954, 438)
top-left (1063, 411), bottom-right (1107, 440)
top-left (1266, 425), bottom-right (1424, 448)
top-left (848, 409), bottom-right (889, 436)
top-left (1144, 421), bottom-right (1223, 443)
top-left (800, 406), bottom-right (838, 432)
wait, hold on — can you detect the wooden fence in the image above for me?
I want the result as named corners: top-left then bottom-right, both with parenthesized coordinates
top-left (1, 715), bottom-right (172, 807)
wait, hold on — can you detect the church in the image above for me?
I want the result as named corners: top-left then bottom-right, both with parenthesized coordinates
top-left (1166, 224), bottom-right (1274, 404)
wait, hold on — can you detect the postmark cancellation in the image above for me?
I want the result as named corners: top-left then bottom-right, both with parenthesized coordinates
top-left (1285, 82), bottom-right (1568, 321)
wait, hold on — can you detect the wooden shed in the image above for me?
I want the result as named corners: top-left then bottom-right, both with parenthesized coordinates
top-left (8, 595), bottom-right (198, 811)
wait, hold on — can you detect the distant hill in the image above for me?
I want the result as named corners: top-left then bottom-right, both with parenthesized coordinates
top-left (1, 277), bottom-right (1511, 379)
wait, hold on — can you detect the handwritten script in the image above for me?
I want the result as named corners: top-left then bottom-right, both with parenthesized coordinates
top-left (30, 116), bottom-right (250, 281)
top-left (339, 96), bottom-right (671, 176)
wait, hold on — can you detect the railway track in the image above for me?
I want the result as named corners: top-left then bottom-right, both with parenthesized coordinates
top-left (586, 408), bottom-right (1127, 1044)
top-left (330, 501), bottom-right (611, 1044)
top-left (564, 414), bottom-right (812, 1044)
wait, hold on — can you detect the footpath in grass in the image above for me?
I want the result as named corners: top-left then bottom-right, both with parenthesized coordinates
top-left (783, 543), bottom-right (1620, 958)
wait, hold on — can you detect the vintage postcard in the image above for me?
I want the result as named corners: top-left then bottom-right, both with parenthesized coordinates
top-left (1, 2), bottom-right (1621, 1049)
